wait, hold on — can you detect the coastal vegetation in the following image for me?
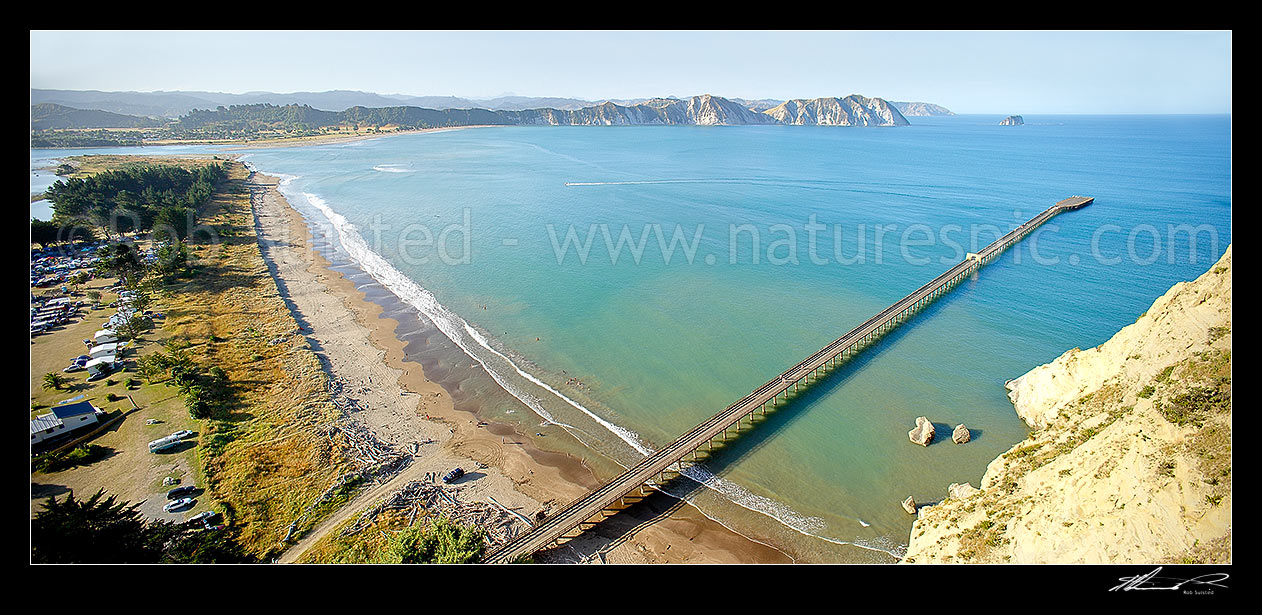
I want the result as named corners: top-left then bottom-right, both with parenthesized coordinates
top-left (32, 489), bottom-right (250, 563)
top-left (131, 159), bottom-right (352, 558)
top-left (296, 508), bottom-right (487, 564)
top-left (35, 155), bottom-right (490, 563)
top-left (43, 161), bottom-right (226, 239)
top-left (31, 157), bottom-right (349, 560)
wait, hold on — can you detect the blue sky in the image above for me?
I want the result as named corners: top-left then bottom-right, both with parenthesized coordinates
top-left (29, 30), bottom-right (1232, 114)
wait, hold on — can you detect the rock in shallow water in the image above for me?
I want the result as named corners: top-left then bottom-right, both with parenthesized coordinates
top-left (902, 496), bottom-right (917, 515)
top-left (908, 416), bottom-right (935, 446)
top-left (953, 424), bottom-right (971, 444)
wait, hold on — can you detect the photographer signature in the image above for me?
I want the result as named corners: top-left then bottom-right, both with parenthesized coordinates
top-left (1110, 567), bottom-right (1230, 592)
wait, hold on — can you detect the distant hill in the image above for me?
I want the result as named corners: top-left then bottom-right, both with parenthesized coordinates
top-left (31, 90), bottom-right (919, 143)
top-left (473, 96), bottom-right (595, 111)
top-left (30, 103), bottom-right (166, 130)
top-left (892, 101), bottom-right (955, 116)
top-left (34, 88), bottom-right (950, 120)
top-left (173, 93), bottom-right (910, 130)
top-left (732, 98), bottom-right (785, 112)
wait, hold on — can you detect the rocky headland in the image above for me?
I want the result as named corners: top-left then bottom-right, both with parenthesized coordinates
top-left (903, 246), bottom-right (1232, 564)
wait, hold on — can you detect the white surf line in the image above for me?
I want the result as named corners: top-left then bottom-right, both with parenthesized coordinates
top-left (654, 461), bottom-right (905, 559)
top-left (459, 323), bottom-right (655, 456)
top-left (280, 187), bottom-right (658, 466)
top-left (247, 159), bottom-right (603, 446)
top-left (249, 160), bottom-right (900, 560)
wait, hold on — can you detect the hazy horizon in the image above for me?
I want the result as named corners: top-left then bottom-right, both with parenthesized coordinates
top-left (30, 30), bottom-right (1232, 115)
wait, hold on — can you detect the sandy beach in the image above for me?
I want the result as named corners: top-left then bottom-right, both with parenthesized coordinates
top-left (249, 170), bottom-right (791, 564)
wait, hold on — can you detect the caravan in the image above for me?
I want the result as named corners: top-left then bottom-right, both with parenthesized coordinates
top-left (85, 355), bottom-right (118, 381)
top-left (88, 342), bottom-right (119, 358)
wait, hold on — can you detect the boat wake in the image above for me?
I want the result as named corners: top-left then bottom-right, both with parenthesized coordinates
top-left (372, 164), bottom-right (415, 173)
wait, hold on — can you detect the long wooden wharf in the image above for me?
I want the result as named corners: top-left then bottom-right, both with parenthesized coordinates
top-left (483, 196), bottom-right (1093, 563)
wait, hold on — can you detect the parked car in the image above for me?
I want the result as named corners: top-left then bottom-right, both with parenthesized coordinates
top-left (163, 498), bottom-right (195, 513)
top-left (186, 511), bottom-right (217, 524)
top-left (167, 485), bottom-right (196, 499)
top-left (170, 430), bottom-right (194, 440)
top-left (442, 467), bottom-right (465, 484)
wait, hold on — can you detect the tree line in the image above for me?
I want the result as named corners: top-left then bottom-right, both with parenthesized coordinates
top-left (42, 163), bottom-right (227, 240)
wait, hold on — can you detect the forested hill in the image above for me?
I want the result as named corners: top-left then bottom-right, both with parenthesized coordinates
top-left (31, 103), bottom-right (165, 130)
top-left (32, 95), bottom-right (916, 146)
top-left (177, 103), bottom-right (515, 130)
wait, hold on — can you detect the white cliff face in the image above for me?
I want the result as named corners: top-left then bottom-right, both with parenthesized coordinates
top-left (510, 94), bottom-right (910, 126)
top-left (893, 101), bottom-right (955, 116)
top-left (763, 95), bottom-right (910, 126)
top-left (904, 246), bottom-right (1232, 565)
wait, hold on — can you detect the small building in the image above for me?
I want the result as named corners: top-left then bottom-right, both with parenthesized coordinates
top-left (30, 400), bottom-right (101, 446)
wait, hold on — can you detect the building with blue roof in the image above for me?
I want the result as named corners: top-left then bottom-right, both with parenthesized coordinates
top-left (31, 400), bottom-right (101, 446)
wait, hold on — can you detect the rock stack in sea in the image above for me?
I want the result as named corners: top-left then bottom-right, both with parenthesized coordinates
top-left (952, 424), bottom-right (971, 444)
top-left (1000, 115), bottom-right (1025, 126)
top-left (903, 246), bottom-right (1232, 564)
top-left (908, 416), bottom-right (935, 446)
top-left (902, 496), bottom-right (917, 515)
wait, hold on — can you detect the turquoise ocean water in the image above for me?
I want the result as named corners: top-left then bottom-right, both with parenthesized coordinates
top-left (32, 115), bottom-right (1231, 561)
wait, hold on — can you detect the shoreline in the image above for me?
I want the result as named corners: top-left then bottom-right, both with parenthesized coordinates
top-left (250, 168), bottom-right (791, 563)
top-left (30, 125), bottom-right (495, 153)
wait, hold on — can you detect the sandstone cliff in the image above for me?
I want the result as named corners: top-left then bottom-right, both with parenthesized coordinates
top-left (903, 246), bottom-right (1231, 564)
top-left (511, 94), bottom-right (908, 127)
top-left (764, 95), bottom-right (910, 126)
top-left (893, 101), bottom-right (955, 116)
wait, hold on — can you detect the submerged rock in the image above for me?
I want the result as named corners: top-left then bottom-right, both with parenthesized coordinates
top-left (908, 416), bottom-right (935, 446)
top-left (952, 424), bottom-right (971, 444)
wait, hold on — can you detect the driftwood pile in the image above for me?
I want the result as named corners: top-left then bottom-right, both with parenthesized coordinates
top-left (324, 377), bottom-right (412, 482)
top-left (340, 479), bottom-right (527, 547)
top-left (280, 377), bottom-right (413, 545)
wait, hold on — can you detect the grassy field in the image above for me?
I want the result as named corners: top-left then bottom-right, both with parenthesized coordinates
top-left (31, 157), bottom-right (353, 560)
top-left (49, 154), bottom-right (231, 179)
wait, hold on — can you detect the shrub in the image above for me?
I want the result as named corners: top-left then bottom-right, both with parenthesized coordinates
top-left (33, 445), bottom-right (110, 473)
top-left (385, 516), bottom-right (485, 564)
